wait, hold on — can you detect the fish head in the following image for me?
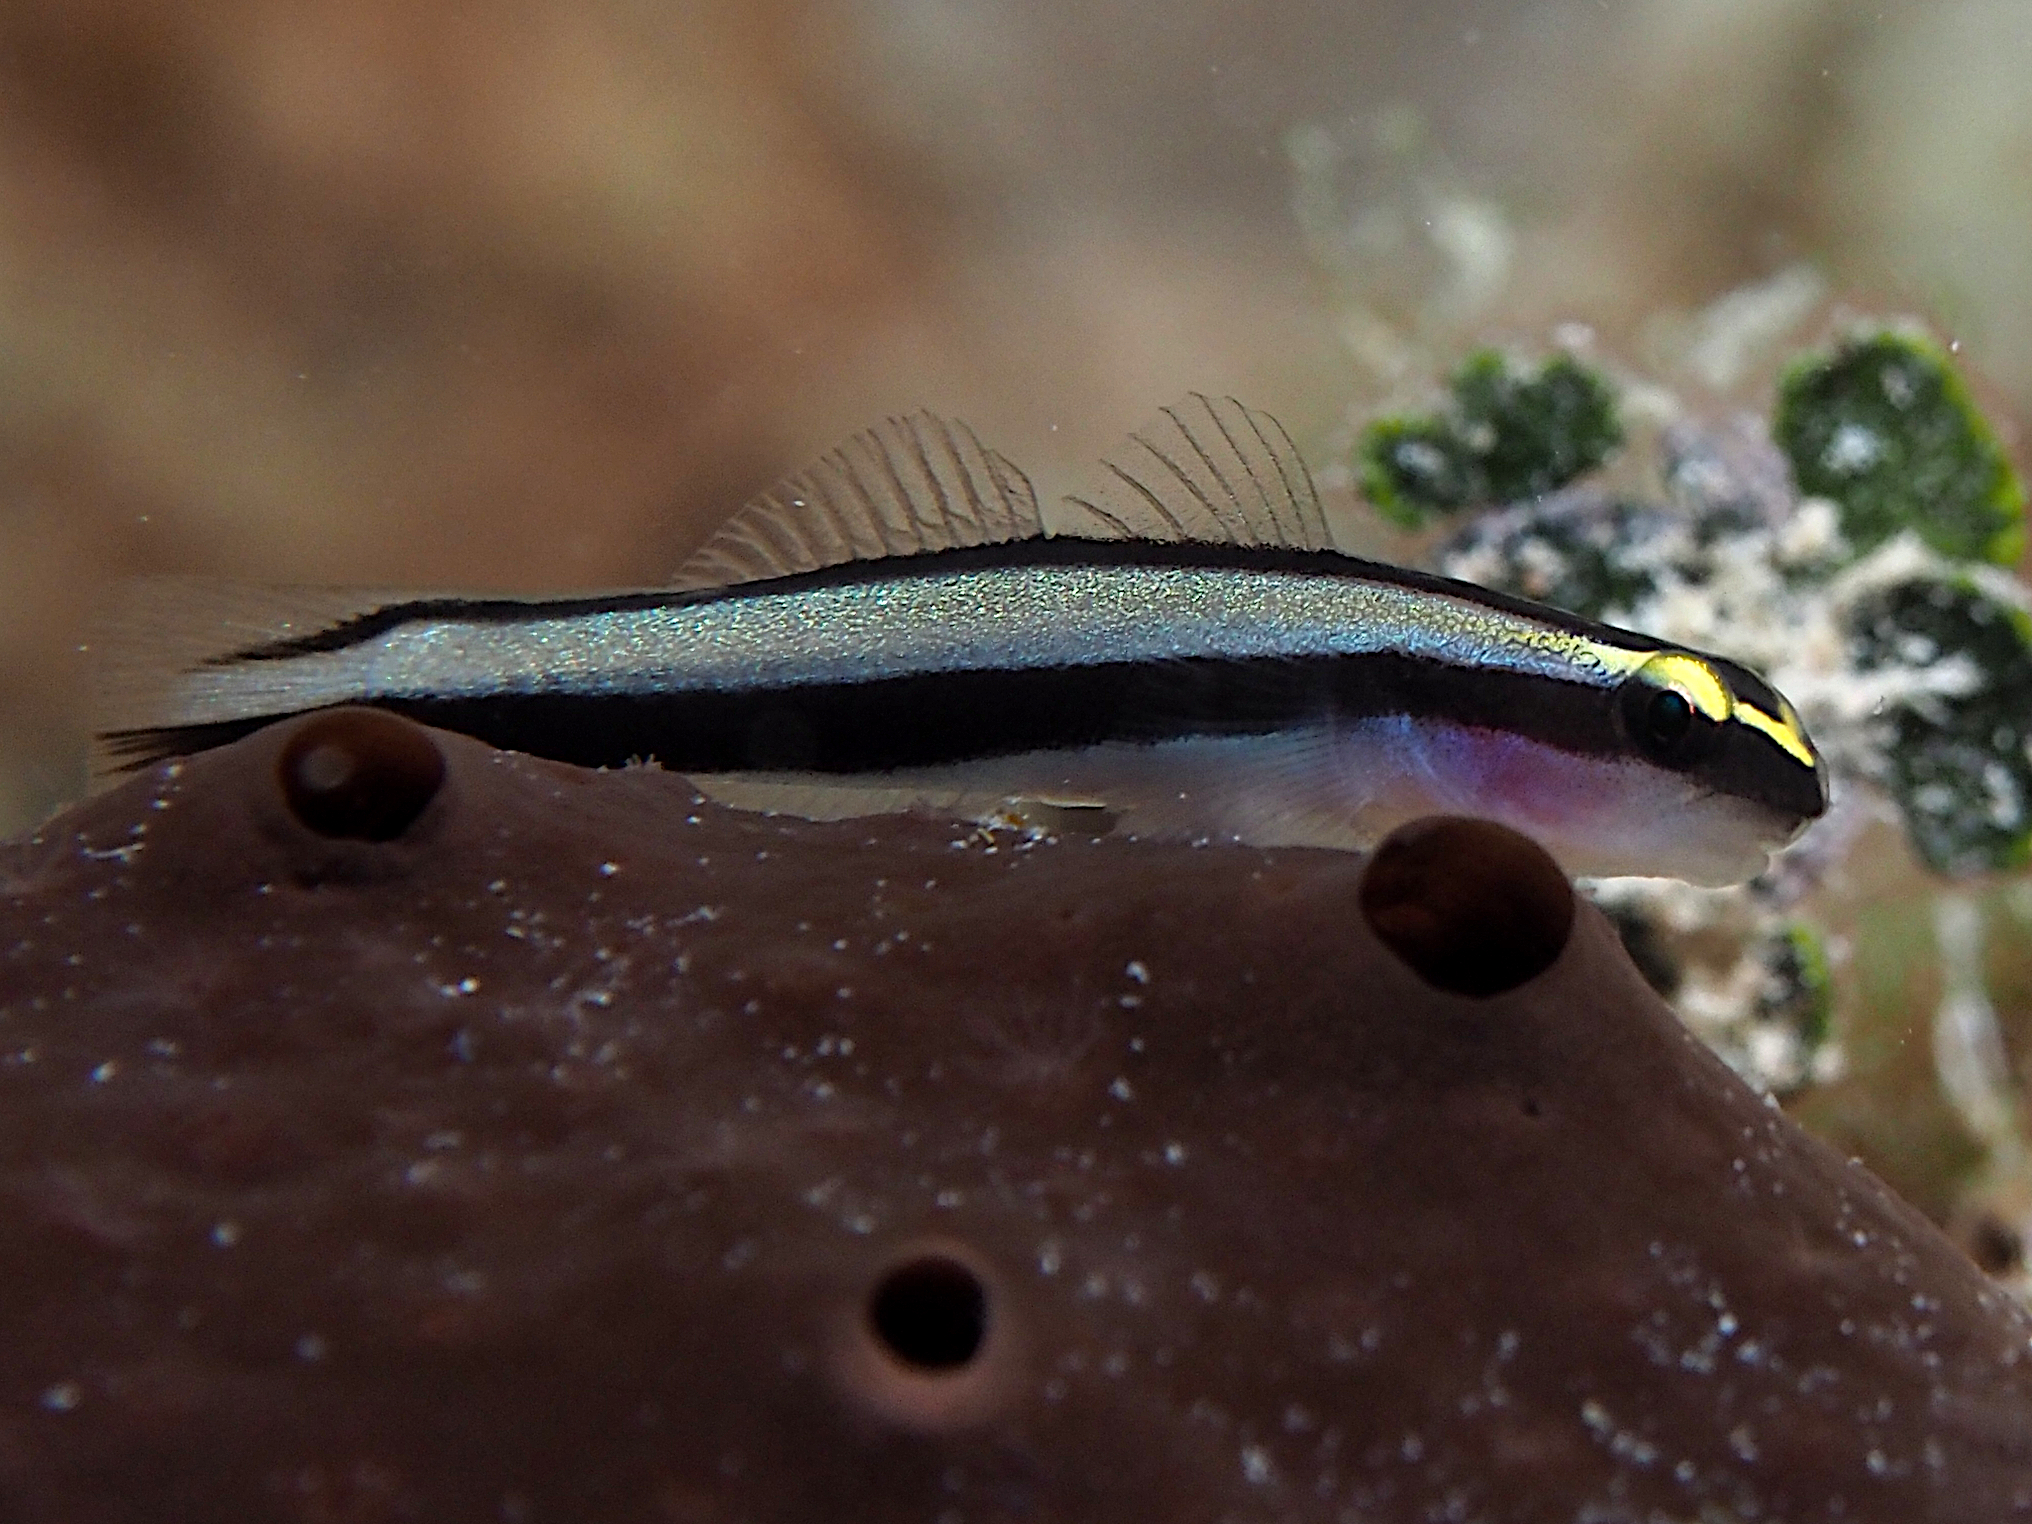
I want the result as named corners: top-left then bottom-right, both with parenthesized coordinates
top-left (1606, 649), bottom-right (1828, 878)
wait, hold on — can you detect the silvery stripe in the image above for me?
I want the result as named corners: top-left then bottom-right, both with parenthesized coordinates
top-left (169, 563), bottom-right (1644, 722)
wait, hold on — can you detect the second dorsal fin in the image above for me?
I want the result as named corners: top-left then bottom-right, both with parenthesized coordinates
top-left (1059, 393), bottom-right (1334, 551)
top-left (671, 412), bottom-right (1043, 590)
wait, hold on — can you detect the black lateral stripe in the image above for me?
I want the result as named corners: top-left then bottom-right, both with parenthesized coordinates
top-left (205, 538), bottom-right (1669, 666)
top-left (1335, 656), bottom-right (1623, 754)
top-left (110, 653), bottom-right (1620, 777)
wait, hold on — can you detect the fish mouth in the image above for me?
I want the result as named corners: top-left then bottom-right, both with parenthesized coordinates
top-left (1779, 763), bottom-right (1832, 825)
top-left (1716, 728), bottom-right (1829, 825)
top-left (1774, 785), bottom-right (1832, 849)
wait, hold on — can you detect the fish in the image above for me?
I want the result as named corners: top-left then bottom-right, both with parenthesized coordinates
top-left (90, 393), bottom-right (1828, 885)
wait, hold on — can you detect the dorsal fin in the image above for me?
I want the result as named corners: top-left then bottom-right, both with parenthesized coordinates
top-left (671, 412), bottom-right (1043, 590)
top-left (1058, 393), bottom-right (1333, 550)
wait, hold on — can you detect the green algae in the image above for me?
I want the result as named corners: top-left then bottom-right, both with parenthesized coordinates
top-left (1848, 573), bottom-right (2032, 877)
top-left (1358, 351), bottom-right (1623, 526)
top-left (1775, 331), bottom-right (2025, 567)
top-left (1764, 922), bottom-right (1835, 1056)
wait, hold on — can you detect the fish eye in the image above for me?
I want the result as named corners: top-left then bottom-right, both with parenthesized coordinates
top-left (1644, 688), bottom-right (1694, 749)
top-left (1618, 654), bottom-right (1726, 768)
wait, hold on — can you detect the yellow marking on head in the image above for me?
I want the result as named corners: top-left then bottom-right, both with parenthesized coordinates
top-left (1563, 638), bottom-right (1821, 773)
top-left (1638, 650), bottom-right (1820, 771)
top-left (1638, 653), bottom-right (1732, 721)
top-left (1556, 637), bottom-right (1651, 682)
top-left (1733, 699), bottom-right (1820, 770)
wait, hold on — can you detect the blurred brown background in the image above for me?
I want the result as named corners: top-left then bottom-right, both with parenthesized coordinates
top-left (3, 0), bottom-right (2029, 833)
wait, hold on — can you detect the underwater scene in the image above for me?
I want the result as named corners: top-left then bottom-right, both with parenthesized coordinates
top-left (4, 1), bottom-right (2032, 1518)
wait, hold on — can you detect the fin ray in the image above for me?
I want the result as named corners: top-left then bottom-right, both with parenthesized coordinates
top-left (87, 577), bottom-right (430, 785)
top-left (1058, 393), bottom-right (1333, 551)
top-left (1152, 405), bottom-right (1250, 543)
top-left (671, 412), bottom-right (1043, 589)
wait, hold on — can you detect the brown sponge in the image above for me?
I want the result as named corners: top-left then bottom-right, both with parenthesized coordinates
top-left (2, 710), bottom-right (2028, 1522)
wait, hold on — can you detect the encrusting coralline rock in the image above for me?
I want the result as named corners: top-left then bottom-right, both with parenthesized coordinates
top-left (1, 709), bottom-right (2029, 1523)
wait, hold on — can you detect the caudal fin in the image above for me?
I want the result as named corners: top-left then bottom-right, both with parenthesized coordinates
top-left (87, 576), bottom-right (421, 785)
